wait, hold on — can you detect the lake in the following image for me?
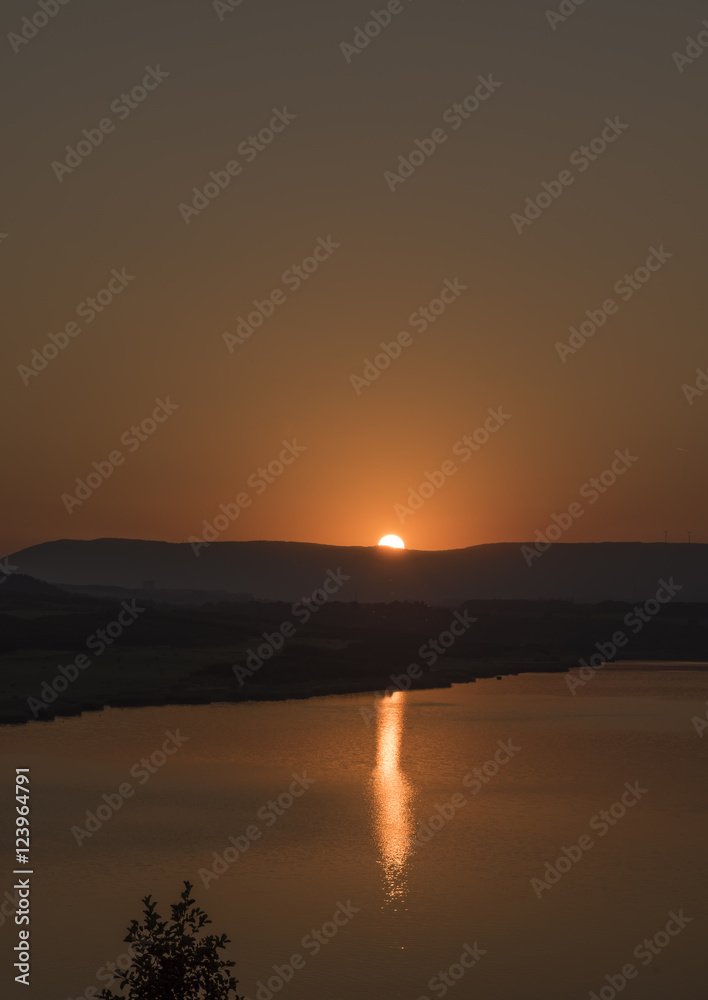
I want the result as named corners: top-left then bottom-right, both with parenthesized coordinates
top-left (1, 667), bottom-right (707, 999)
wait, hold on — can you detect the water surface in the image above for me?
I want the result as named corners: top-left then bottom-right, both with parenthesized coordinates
top-left (1, 668), bottom-right (706, 999)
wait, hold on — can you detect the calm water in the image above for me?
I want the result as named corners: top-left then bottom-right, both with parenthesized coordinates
top-left (1, 669), bottom-right (707, 999)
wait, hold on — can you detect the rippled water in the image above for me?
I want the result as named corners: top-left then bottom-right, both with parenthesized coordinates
top-left (1, 668), bottom-right (707, 999)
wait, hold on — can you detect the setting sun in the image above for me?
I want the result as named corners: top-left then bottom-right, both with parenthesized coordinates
top-left (378, 534), bottom-right (405, 549)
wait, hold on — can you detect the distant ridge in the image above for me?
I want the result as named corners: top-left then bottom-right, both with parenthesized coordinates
top-left (0, 571), bottom-right (100, 614)
top-left (0, 572), bottom-right (63, 596)
top-left (4, 539), bottom-right (707, 604)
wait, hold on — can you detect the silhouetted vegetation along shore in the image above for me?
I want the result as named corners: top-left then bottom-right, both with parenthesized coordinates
top-left (0, 574), bottom-right (706, 724)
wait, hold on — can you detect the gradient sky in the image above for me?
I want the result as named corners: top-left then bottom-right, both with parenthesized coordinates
top-left (2, 0), bottom-right (706, 554)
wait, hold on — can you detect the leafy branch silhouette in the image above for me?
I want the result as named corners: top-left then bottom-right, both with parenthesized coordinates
top-left (97, 881), bottom-right (244, 1000)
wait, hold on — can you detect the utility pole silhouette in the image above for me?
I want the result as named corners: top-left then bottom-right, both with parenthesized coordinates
top-left (663, 530), bottom-right (668, 542)
top-left (687, 530), bottom-right (693, 543)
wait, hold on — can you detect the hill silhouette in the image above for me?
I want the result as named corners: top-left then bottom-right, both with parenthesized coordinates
top-left (4, 538), bottom-right (707, 604)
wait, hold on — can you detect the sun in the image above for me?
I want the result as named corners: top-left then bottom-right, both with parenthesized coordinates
top-left (378, 534), bottom-right (405, 549)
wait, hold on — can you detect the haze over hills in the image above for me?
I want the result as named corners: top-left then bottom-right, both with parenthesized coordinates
top-left (5, 538), bottom-right (706, 604)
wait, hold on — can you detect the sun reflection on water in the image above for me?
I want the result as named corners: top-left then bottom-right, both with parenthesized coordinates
top-left (371, 691), bottom-right (415, 906)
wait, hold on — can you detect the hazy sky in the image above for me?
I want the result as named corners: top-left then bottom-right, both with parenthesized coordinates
top-left (2, 0), bottom-right (707, 553)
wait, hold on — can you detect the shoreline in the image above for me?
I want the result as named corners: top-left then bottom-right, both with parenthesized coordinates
top-left (4, 653), bottom-right (706, 727)
top-left (0, 659), bottom-right (566, 726)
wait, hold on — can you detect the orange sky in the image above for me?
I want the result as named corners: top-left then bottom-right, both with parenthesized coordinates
top-left (2, 0), bottom-right (706, 555)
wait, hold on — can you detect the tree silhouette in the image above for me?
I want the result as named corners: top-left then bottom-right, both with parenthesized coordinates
top-left (97, 881), bottom-right (244, 999)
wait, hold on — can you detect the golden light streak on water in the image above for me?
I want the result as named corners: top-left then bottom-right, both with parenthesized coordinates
top-left (371, 691), bottom-right (415, 905)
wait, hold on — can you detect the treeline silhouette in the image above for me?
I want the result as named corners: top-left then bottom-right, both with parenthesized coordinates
top-left (1, 574), bottom-right (706, 723)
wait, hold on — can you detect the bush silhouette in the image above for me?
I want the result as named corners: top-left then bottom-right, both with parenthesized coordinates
top-left (97, 881), bottom-right (244, 999)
